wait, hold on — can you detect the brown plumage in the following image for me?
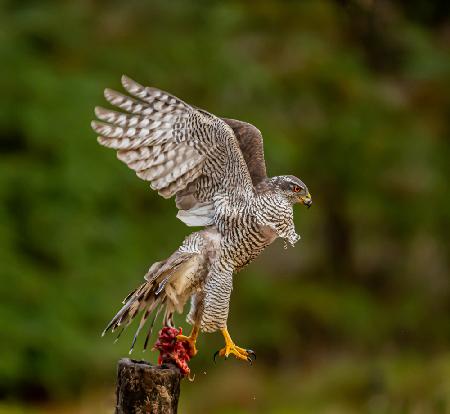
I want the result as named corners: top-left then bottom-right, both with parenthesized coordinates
top-left (221, 118), bottom-right (267, 186)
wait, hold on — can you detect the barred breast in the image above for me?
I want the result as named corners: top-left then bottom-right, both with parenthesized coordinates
top-left (214, 191), bottom-right (293, 270)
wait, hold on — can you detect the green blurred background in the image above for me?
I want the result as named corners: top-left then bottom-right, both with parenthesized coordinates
top-left (1, 0), bottom-right (449, 413)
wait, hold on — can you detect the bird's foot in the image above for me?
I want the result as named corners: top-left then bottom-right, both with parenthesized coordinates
top-left (176, 325), bottom-right (199, 356)
top-left (213, 328), bottom-right (256, 364)
top-left (214, 343), bottom-right (256, 363)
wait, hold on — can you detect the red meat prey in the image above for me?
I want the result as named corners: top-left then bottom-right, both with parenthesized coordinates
top-left (154, 326), bottom-right (194, 377)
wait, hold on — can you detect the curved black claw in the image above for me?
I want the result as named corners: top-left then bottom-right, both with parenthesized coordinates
top-left (213, 350), bottom-right (220, 363)
top-left (247, 349), bottom-right (256, 361)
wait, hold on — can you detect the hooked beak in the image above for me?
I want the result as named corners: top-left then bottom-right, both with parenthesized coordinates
top-left (299, 193), bottom-right (312, 209)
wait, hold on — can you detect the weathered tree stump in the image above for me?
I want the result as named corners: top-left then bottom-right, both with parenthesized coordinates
top-left (115, 358), bottom-right (182, 414)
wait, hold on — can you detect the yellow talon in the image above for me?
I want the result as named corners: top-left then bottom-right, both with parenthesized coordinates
top-left (176, 324), bottom-right (199, 356)
top-left (214, 328), bottom-right (256, 363)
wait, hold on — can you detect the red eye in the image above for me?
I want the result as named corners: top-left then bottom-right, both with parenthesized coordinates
top-left (293, 186), bottom-right (301, 193)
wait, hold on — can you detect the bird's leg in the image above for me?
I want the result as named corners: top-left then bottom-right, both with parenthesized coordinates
top-left (176, 324), bottom-right (199, 356)
top-left (214, 327), bottom-right (256, 363)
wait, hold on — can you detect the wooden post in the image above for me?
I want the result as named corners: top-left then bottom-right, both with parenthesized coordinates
top-left (115, 358), bottom-right (182, 414)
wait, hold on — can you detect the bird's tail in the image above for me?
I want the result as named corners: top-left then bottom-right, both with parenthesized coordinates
top-left (102, 250), bottom-right (196, 354)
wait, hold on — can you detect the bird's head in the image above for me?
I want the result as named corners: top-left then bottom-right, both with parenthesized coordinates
top-left (270, 175), bottom-right (312, 208)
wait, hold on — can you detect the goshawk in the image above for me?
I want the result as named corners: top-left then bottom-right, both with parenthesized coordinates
top-left (91, 76), bottom-right (312, 362)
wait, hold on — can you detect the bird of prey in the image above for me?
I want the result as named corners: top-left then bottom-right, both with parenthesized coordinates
top-left (91, 76), bottom-right (312, 362)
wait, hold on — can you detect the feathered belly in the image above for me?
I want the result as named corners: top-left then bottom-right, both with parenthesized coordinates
top-left (165, 228), bottom-right (220, 313)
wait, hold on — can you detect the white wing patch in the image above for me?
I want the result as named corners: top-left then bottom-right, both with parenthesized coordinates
top-left (176, 202), bottom-right (215, 227)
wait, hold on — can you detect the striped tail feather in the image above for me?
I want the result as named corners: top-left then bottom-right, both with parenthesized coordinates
top-left (101, 279), bottom-right (165, 339)
top-left (102, 250), bottom-right (197, 352)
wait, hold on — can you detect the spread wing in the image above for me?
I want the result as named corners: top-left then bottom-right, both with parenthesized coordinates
top-left (221, 118), bottom-right (267, 186)
top-left (91, 76), bottom-right (254, 227)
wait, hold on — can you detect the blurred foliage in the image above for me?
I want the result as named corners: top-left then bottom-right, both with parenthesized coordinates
top-left (0, 0), bottom-right (449, 412)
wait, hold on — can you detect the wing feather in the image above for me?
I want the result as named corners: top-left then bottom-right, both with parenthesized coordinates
top-left (92, 76), bottom-right (254, 225)
top-left (221, 118), bottom-right (267, 186)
